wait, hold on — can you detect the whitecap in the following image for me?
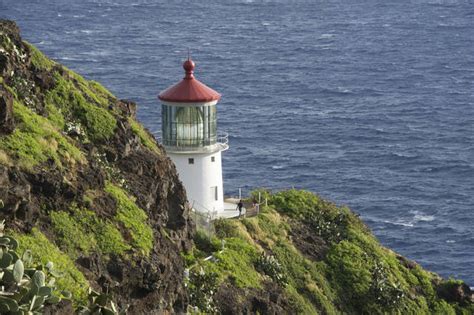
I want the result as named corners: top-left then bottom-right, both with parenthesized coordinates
top-left (384, 220), bottom-right (414, 227)
top-left (413, 213), bottom-right (435, 222)
top-left (446, 240), bottom-right (456, 243)
top-left (272, 165), bottom-right (285, 170)
top-left (319, 34), bottom-right (335, 39)
top-left (57, 56), bottom-right (81, 61)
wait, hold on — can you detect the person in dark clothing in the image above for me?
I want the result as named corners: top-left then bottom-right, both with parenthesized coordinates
top-left (237, 200), bottom-right (243, 218)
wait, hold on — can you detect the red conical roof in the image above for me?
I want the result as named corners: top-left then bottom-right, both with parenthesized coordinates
top-left (158, 59), bottom-right (221, 103)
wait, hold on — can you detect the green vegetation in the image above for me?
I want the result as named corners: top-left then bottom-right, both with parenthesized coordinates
top-left (206, 237), bottom-right (261, 288)
top-left (50, 207), bottom-right (130, 258)
top-left (0, 101), bottom-right (85, 170)
top-left (13, 228), bottom-right (90, 305)
top-left (105, 183), bottom-right (154, 256)
top-left (89, 80), bottom-right (114, 100)
top-left (129, 118), bottom-right (160, 153)
top-left (63, 68), bottom-right (111, 108)
top-left (187, 189), bottom-right (474, 314)
top-left (45, 72), bottom-right (116, 142)
top-left (24, 41), bottom-right (55, 71)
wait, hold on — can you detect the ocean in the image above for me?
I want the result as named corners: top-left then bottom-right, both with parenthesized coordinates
top-left (1, 0), bottom-right (473, 285)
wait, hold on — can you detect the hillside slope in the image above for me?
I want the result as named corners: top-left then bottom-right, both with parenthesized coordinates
top-left (187, 191), bottom-right (474, 314)
top-left (0, 20), bottom-right (193, 313)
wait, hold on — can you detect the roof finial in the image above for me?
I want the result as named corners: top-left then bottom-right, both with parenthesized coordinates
top-left (183, 53), bottom-right (195, 79)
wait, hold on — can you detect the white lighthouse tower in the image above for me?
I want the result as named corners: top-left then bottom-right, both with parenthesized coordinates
top-left (158, 58), bottom-right (229, 216)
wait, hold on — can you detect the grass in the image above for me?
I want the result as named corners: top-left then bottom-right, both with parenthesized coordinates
top-left (50, 207), bottom-right (131, 258)
top-left (0, 100), bottom-right (85, 170)
top-left (105, 183), bottom-right (154, 256)
top-left (204, 237), bottom-right (262, 289)
top-left (12, 228), bottom-right (90, 305)
top-left (129, 118), bottom-right (160, 153)
top-left (45, 72), bottom-right (117, 142)
top-left (0, 149), bottom-right (12, 166)
top-left (24, 41), bottom-right (55, 71)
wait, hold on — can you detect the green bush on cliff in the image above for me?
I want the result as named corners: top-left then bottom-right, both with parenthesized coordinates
top-left (105, 183), bottom-right (153, 256)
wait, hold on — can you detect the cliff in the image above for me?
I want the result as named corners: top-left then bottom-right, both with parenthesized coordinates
top-left (1, 20), bottom-right (473, 314)
top-left (0, 20), bottom-right (193, 313)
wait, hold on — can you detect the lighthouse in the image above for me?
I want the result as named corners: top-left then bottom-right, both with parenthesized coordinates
top-left (158, 58), bottom-right (229, 216)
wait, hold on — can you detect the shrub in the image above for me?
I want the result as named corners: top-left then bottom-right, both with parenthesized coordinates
top-left (193, 229), bottom-right (220, 255)
top-left (187, 268), bottom-right (219, 314)
top-left (255, 253), bottom-right (288, 286)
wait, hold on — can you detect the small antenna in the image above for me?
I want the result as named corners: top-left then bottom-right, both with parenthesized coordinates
top-left (187, 48), bottom-right (190, 60)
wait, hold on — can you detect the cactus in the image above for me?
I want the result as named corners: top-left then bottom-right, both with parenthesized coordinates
top-left (76, 288), bottom-right (127, 315)
top-left (0, 221), bottom-right (69, 314)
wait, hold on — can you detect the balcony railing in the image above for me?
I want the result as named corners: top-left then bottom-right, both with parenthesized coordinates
top-left (157, 132), bottom-right (229, 153)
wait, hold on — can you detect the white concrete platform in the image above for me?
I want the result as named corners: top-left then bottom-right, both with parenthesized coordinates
top-left (219, 202), bottom-right (246, 219)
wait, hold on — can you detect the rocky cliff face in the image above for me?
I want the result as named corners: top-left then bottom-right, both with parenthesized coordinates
top-left (0, 20), bottom-right (193, 313)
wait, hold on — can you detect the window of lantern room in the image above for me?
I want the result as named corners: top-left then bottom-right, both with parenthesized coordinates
top-left (175, 107), bottom-right (204, 146)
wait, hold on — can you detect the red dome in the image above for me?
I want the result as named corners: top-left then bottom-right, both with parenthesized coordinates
top-left (159, 58), bottom-right (221, 103)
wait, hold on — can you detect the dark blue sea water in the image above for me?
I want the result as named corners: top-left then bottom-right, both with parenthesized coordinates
top-left (2, 0), bottom-right (473, 285)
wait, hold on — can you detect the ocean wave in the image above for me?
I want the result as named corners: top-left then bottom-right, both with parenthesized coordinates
top-left (383, 220), bottom-right (414, 227)
top-left (413, 213), bottom-right (435, 222)
top-left (390, 151), bottom-right (419, 158)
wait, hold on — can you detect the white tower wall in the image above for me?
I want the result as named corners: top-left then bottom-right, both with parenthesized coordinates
top-left (169, 150), bottom-right (224, 214)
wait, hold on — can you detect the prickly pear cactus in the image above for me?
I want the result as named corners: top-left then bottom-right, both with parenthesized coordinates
top-left (0, 221), bottom-right (69, 314)
top-left (76, 288), bottom-right (127, 315)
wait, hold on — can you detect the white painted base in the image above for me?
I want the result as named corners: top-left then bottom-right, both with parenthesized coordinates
top-left (169, 150), bottom-right (225, 214)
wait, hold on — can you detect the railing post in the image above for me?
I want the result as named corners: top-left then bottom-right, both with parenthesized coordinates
top-left (239, 188), bottom-right (242, 200)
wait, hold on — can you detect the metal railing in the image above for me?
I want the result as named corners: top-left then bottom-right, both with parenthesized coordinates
top-left (217, 132), bottom-right (228, 146)
top-left (156, 132), bottom-right (229, 152)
